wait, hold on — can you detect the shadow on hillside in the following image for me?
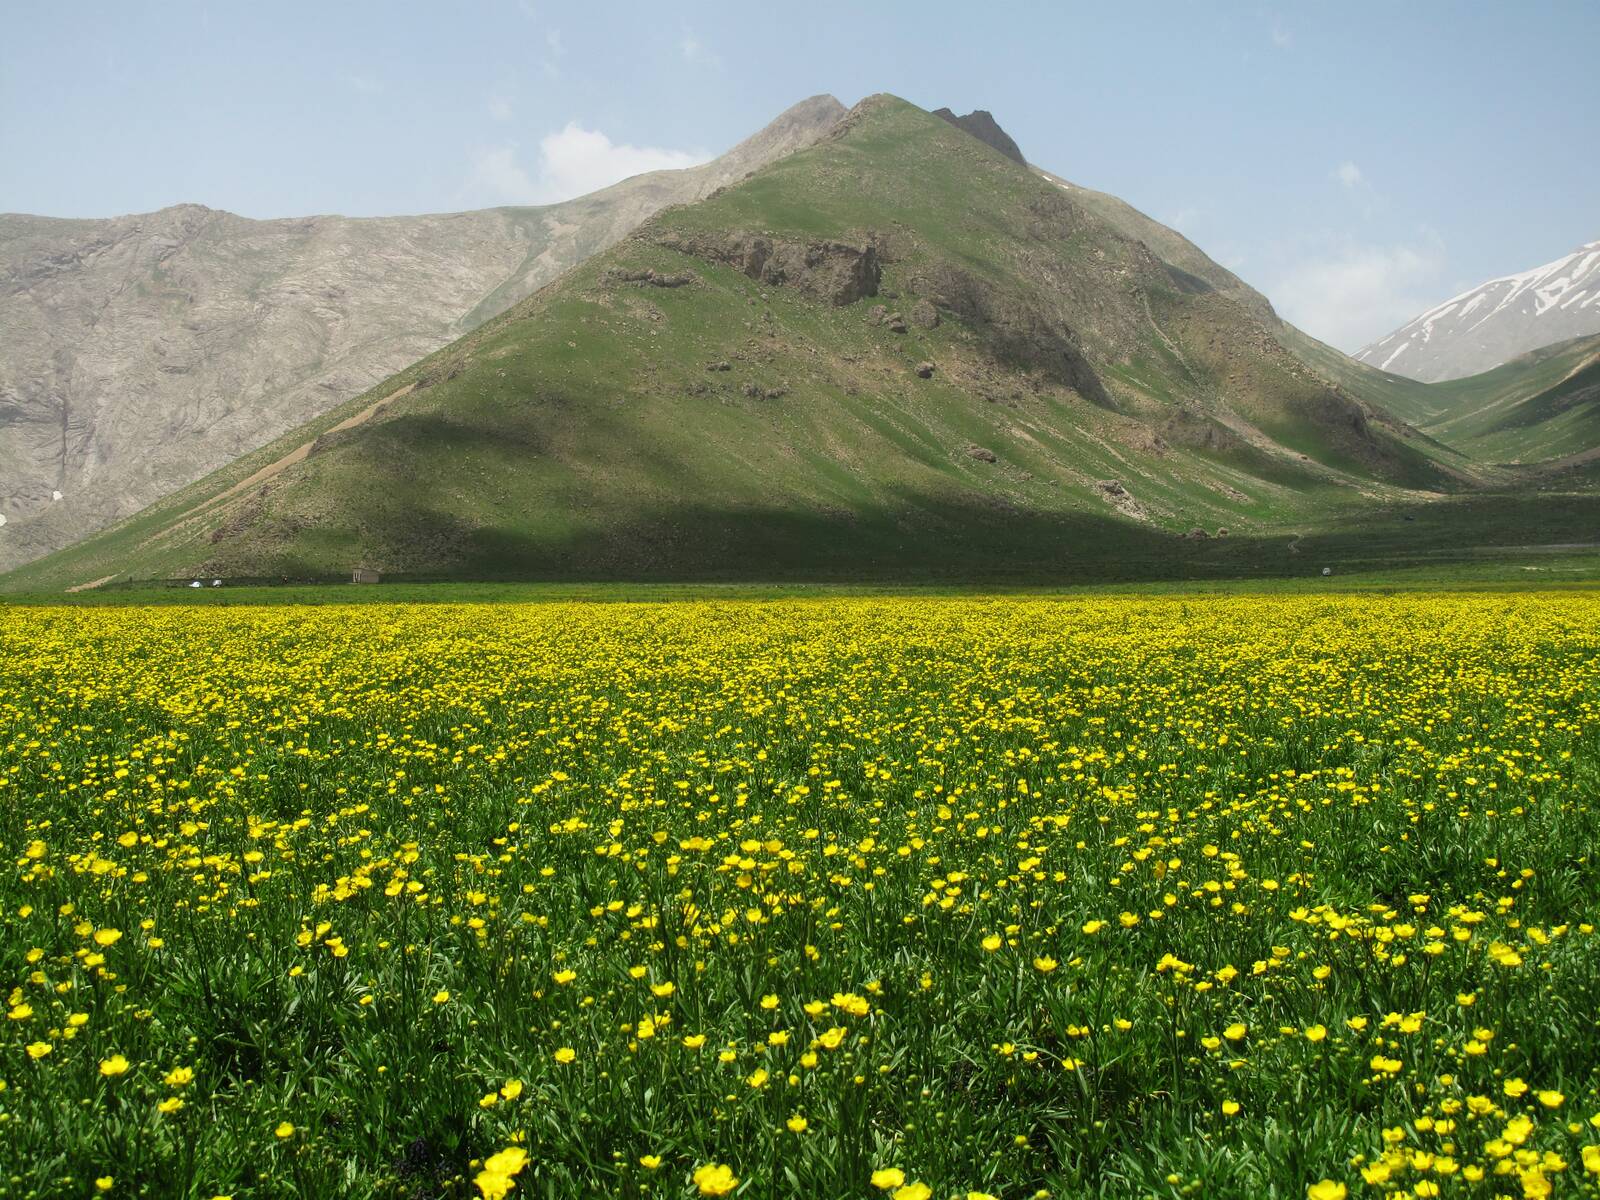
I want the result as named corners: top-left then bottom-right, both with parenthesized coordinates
top-left (1304, 491), bottom-right (1600, 559)
top-left (254, 487), bottom-right (1600, 587)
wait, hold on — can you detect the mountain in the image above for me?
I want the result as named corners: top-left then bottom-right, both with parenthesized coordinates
top-left (1356, 239), bottom-right (1600, 382)
top-left (8, 95), bottom-right (1490, 593)
top-left (0, 95), bottom-right (845, 571)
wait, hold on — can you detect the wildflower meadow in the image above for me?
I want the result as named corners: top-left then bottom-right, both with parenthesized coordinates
top-left (1, 594), bottom-right (1597, 1199)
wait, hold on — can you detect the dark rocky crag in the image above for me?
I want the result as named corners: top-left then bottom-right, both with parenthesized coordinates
top-left (932, 107), bottom-right (1027, 164)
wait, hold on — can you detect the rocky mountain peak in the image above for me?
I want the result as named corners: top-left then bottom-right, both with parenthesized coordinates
top-left (711, 95), bottom-right (845, 178)
top-left (932, 107), bottom-right (1026, 165)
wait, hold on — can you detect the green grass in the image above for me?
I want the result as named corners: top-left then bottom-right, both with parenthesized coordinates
top-left (1, 594), bottom-right (1597, 1197)
top-left (9, 492), bottom-right (1596, 601)
top-left (5, 547), bottom-right (1600, 610)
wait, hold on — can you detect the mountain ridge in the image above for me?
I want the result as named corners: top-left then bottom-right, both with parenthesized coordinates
top-left (0, 95), bottom-right (846, 571)
top-left (6, 94), bottom-right (1501, 593)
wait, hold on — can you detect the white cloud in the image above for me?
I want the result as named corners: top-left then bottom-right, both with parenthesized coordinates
top-left (680, 30), bottom-right (720, 65)
top-left (1330, 161), bottom-right (1381, 220)
top-left (538, 123), bottom-right (707, 198)
top-left (462, 146), bottom-right (540, 205)
top-left (1266, 237), bottom-right (1447, 352)
top-left (347, 73), bottom-right (383, 95)
top-left (539, 27), bottom-right (565, 78)
top-left (1166, 207), bottom-right (1201, 234)
top-left (487, 96), bottom-right (513, 122)
top-left (461, 122), bottom-right (710, 206)
top-left (1271, 21), bottom-right (1293, 48)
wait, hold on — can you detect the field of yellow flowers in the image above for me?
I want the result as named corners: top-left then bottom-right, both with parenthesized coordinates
top-left (2, 594), bottom-right (1599, 1199)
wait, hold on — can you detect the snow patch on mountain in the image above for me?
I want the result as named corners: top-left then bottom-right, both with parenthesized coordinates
top-left (1357, 239), bottom-right (1600, 381)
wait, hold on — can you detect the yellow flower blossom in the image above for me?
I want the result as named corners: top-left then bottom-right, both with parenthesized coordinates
top-left (692, 1163), bottom-right (738, 1196)
top-left (475, 1146), bottom-right (528, 1200)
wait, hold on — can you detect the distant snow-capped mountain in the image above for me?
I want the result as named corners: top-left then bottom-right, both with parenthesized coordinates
top-left (1356, 239), bottom-right (1600, 382)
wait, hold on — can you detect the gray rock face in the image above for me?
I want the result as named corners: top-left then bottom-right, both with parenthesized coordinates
top-left (932, 107), bottom-right (1026, 165)
top-left (1355, 239), bottom-right (1600, 382)
top-left (0, 95), bottom-right (845, 570)
top-left (651, 229), bottom-right (881, 306)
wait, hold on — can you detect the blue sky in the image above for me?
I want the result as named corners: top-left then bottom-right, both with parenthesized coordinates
top-left (3, 1), bottom-right (1596, 351)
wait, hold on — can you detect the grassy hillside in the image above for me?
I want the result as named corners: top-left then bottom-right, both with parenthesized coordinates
top-left (1293, 330), bottom-right (1600, 465)
top-left (7, 96), bottom-right (1583, 594)
top-left (1413, 335), bottom-right (1600, 462)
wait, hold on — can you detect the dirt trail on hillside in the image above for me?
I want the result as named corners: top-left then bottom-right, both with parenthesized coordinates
top-left (66, 574), bottom-right (117, 593)
top-left (84, 381), bottom-right (420, 585)
top-left (203, 382), bottom-right (415, 510)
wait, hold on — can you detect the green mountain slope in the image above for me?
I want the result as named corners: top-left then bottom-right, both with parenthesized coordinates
top-left (1410, 335), bottom-right (1600, 463)
top-left (1028, 175), bottom-right (1594, 476)
top-left (9, 96), bottom-right (1573, 592)
top-left (1295, 329), bottom-right (1600, 465)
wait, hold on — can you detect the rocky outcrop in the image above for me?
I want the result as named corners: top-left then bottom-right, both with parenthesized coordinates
top-left (652, 229), bottom-right (881, 306)
top-left (0, 96), bottom-right (847, 571)
top-left (1096, 479), bottom-right (1147, 521)
top-left (605, 267), bottom-right (696, 288)
top-left (912, 262), bottom-right (1113, 406)
top-left (740, 382), bottom-right (788, 400)
top-left (932, 108), bottom-right (1027, 165)
top-left (1162, 409), bottom-right (1243, 453)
